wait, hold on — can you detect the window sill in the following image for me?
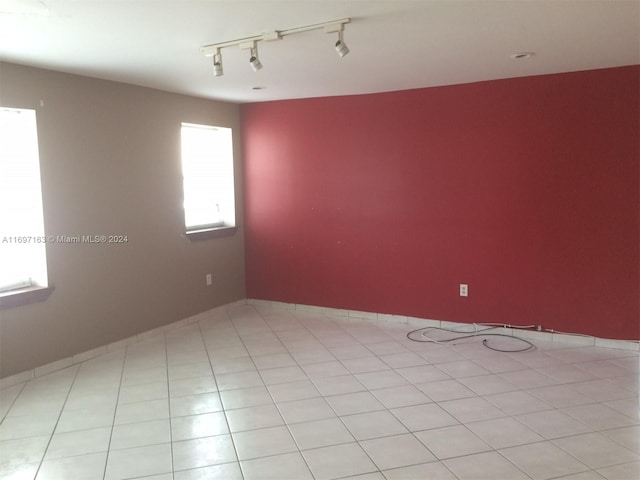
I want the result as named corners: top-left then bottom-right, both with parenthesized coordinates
top-left (186, 225), bottom-right (238, 241)
top-left (0, 286), bottom-right (54, 310)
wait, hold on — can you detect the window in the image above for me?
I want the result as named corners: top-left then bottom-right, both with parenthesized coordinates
top-left (0, 107), bottom-right (48, 293)
top-left (180, 123), bottom-right (235, 233)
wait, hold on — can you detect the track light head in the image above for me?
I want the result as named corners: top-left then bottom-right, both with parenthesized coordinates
top-left (201, 18), bottom-right (351, 76)
top-left (335, 31), bottom-right (349, 58)
top-left (249, 46), bottom-right (262, 71)
top-left (213, 50), bottom-right (223, 77)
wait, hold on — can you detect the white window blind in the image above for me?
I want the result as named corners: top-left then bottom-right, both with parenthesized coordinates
top-left (180, 123), bottom-right (235, 232)
top-left (0, 107), bottom-right (48, 292)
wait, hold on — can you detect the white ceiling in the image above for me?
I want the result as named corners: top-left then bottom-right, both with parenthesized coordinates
top-left (1, 0), bottom-right (638, 104)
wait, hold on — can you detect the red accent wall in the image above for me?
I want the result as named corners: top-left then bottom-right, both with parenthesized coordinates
top-left (242, 66), bottom-right (640, 340)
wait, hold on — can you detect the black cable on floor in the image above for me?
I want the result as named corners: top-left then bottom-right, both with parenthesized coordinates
top-left (406, 326), bottom-right (535, 352)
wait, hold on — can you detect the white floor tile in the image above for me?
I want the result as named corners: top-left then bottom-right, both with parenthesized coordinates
top-left (173, 462), bottom-right (243, 480)
top-left (267, 379), bottom-right (321, 403)
top-left (366, 341), bottom-right (408, 356)
top-left (341, 410), bottom-right (408, 440)
top-left (0, 413), bottom-right (59, 441)
top-left (370, 384), bottom-right (431, 409)
top-left (500, 441), bottom-right (590, 480)
top-left (438, 396), bottom-right (508, 423)
top-left (0, 463), bottom-right (39, 480)
top-left (169, 375), bottom-right (218, 397)
top-left (240, 451), bottom-right (314, 479)
top-left (414, 424), bottom-right (491, 459)
top-left (568, 379), bottom-right (633, 402)
top-left (326, 391), bottom-right (385, 416)
top-left (225, 403), bottom-right (283, 432)
top-left (601, 425), bottom-right (640, 453)
top-left (252, 353), bottom-right (297, 370)
top-left (444, 451), bottom-right (530, 480)
top-left (277, 396), bottom-right (336, 424)
top-left (210, 356), bottom-right (255, 374)
top-left (288, 417), bottom-right (355, 450)
top-left (395, 365), bottom-right (451, 384)
top-left (355, 370), bottom-right (409, 390)
top-left (56, 406), bottom-right (116, 433)
top-left (383, 461), bottom-right (458, 480)
top-left (604, 397), bottom-right (640, 419)
top-left (528, 384), bottom-right (594, 408)
top-left (172, 434), bottom-right (236, 470)
top-left (171, 411), bottom-right (229, 441)
top-left (114, 398), bottom-right (169, 425)
top-left (105, 443), bottom-right (172, 479)
top-left (219, 385), bottom-right (272, 410)
top-left (597, 461), bottom-right (640, 480)
top-left (111, 419), bottom-right (171, 451)
top-left (259, 366), bottom-right (308, 385)
top-left (415, 379), bottom-right (476, 402)
top-left (515, 409), bottom-right (594, 439)
top-left (457, 374), bottom-right (519, 395)
top-left (232, 425), bottom-right (297, 460)
top-left (498, 369), bottom-right (558, 389)
top-left (562, 403), bottom-right (639, 431)
top-left (552, 432), bottom-right (640, 469)
top-left (289, 349), bottom-right (336, 365)
top-left (341, 356), bottom-right (391, 374)
top-left (554, 472), bottom-right (607, 480)
top-left (118, 381), bottom-right (168, 404)
top-left (466, 416), bottom-right (544, 449)
top-left (302, 442), bottom-right (377, 480)
top-left (391, 403), bottom-right (459, 431)
top-left (360, 433), bottom-right (435, 470)
top-left (170, 392), bottom-right (222, 417)
top-left (483, 390), bottom-right (551, 415)
top-left (215, 371), bottom-right (264, 391)
top-left (0, 435), bottom-right (51, 467)
top-left (313, 374), bottom-right (366, 396)
top-left (37, 452), bottom-right (107, 480)
top-left (434, 360), bottom-right (491, 378)
top-left (302, 361), bottom-right (350, 379)
top-left (44, 427), bottom-right (112, 460)
top-left (379, 352), bottom-right (428, 368)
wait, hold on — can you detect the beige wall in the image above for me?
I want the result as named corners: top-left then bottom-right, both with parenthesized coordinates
top-left (0, 62), bottom-right (246, 378)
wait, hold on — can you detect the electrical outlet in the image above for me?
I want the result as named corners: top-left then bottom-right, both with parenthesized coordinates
top-left (460, 284), bottom-right (468, 297)
top-left (206, 273), bottom-right (212, 286)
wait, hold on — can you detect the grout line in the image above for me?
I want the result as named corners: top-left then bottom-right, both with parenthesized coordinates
top-left (0, 381), bottom-right (27, 424)
top-left (163, 326), bottom-right (175, 477)
top-left (102, 341), bottom-right (129, 480)
top-left (33, 363), bottom-right (83, 479)
top-left (197, 307), bottom-right (246, 479)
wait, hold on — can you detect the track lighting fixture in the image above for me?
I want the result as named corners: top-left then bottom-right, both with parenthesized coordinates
top-left (212, 48), bottom-right (223, 77)
top-left (248, 43), bottom-right (262, 71)
top-left (335, 31), bottom-right (349, 58)
top-left (200, 18), bottom-right (351, 76)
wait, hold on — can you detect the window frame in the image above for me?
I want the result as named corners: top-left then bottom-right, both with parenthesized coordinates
top-left (0, 106), bottom-right (53, 309)
top-left (179, 122), bottom-right (237, 239)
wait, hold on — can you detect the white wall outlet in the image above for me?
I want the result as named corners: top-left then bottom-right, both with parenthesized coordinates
top-left (460, 284), bottom-right (468, 297)
top-left (206, 273), bottom-right (212, 286)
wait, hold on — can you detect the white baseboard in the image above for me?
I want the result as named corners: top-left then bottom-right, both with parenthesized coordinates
top-left (2, 297), bottom-right (638, 389)
top-left (248, 298), bottom-right (640, 352)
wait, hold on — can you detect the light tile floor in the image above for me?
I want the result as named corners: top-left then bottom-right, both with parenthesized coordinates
top-left (0, 304), bottom-right (638, 480)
